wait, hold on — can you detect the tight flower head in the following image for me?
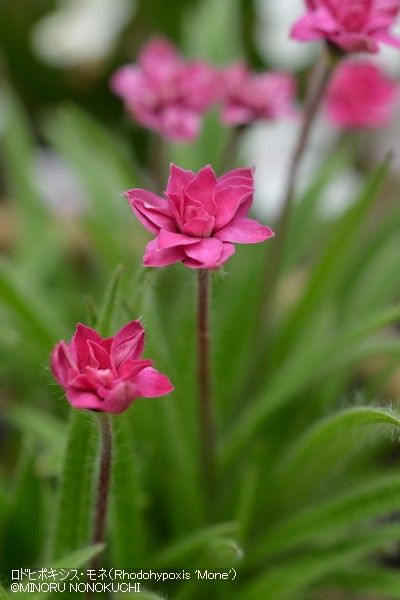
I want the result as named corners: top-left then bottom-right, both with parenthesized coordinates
top-left (291, 0), bottom-right (400, 52)
top-left (221, 62), bottom-right (296, 126)
top-left (51, 321), bottom-right (173, 413)
top-left (110, 37), bottom-right (219, 141)
top-left (125, 164), bottom-right (274, 270)
top-left (325, 61), bottom-right (398, 128)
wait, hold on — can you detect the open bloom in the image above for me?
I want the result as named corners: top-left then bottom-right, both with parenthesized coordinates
top-left (125, 164), bottom-right (274, 270)
top-left (221, 62), bottom-right (297, 126)
top-left (291, 0), bottom-right (400, 52)
top-left (51, 321), bottom-right (173, 413)
top-left (110, 37), bottom-right (219, 141)
top-left (326, 61), bottom-right (398, 128)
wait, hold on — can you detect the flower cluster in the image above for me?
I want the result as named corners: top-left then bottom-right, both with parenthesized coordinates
top-left (325, 61), bottom-right (398, 128)
top-left (111, 37), bottom-right (297, 140)
top-left (125, 164), bottom-right (274, 270)
top-left (51, 321), bottom-right (173, 413)
top-left (291, 0), bottom-right (400, 53)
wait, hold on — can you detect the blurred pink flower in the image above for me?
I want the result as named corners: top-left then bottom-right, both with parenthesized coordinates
top-left (291, 0), bottom-right (400, 52)
top-left (221, 62), bottom-right (297, 126)
top-left (125, 164), bottom-right (274, 270)
top-left (110, 37), bottom-right (219, 141)
top-left (51, 321), bottom-right (173, 413)
top-left (326, 61), bottom-right (398, 128)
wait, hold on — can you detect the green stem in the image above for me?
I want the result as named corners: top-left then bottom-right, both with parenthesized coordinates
top-left (197, 269), bottom-right (216, 495)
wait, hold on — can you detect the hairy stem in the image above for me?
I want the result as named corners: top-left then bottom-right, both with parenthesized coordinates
top-left (197, 269), bottom-right (216, 494)
top-left (90, 413), bottom-right (113, 572)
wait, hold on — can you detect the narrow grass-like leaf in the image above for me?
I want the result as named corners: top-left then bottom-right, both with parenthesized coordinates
top-left (51, 410), bottom-right (98, 559)
top-left (151, 523), bottom-right (237, 569)
top-left (250, 473), bottom-right (400, 562)
top-left (96, 264), bottom-right (124, 336)
top-left (322, 565), bottom-right (400, 599)
top-left (239, 523), bottom-right (400, 600)
top-left (110, 413), bottom-right (145, 568)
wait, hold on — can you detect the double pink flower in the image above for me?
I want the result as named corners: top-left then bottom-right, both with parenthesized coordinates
top-left (291, 0), bottom-right (400, 52)
top-left (51, 321), bottom-right (173, 413)
top-left (221, 62), bottom-right (296, 126)
top-left (326, 61), bottom-right (398, 128)
top-left (125, 164), bottom-right (274, 270)
top-left (110, 37), bottom-right (219, 142)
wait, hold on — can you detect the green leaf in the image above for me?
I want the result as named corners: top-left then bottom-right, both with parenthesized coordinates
top-left (275, 406), bottom-right (400, 506)
top-left (240, 523), bottom-right (400, 600)
top-left (110, 413), bottom-right (145, 568)
top-left (274, 155), bottom-right (390, 362)
top-left (250, 473), bottom-right (400, 562)
top-left (0, 584), bottom-right (10, 600)
top-left (51, 410), bottom-right (98, 559)
top-left (96, 264), bottom-right (124, 336)
top-left (0, 259), bottom-right (65, 350)
top-left (151, 522), bottom-right (237, 569)
top-left (322, 565), bottom-right (400, 599)
top-left (223, 304), bottom-right (400, 468)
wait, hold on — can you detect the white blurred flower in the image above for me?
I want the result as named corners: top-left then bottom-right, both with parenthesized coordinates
top-left (31, 0), bottom-right (136, 67)
top-left (241, 118), bottom-right (361, 220)
top-left (255, 0), bottom-right (317, 70)
top-left (35, 150), bottom-right (88, 216)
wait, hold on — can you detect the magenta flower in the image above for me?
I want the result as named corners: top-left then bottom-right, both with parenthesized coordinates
top-left (221, 62), bottom-right (297, 126)
top-left (125, 164), bottom-right (274, 270)
top-left (51, 321), bottom-right (173, 414)
top-left (110, 37), bottom-right (219, 141)
top-left (291, 0), bottom-right (400, 52)
top-left (325, 61), bottom-right (398, 128)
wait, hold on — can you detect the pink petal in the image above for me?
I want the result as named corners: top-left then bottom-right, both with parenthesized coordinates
top-left (166, 164), bottom-right (195, 198)
top-left (222, 104), bottom-right (255, 126)
top-left (66, 388), bottom-right (101, 411)
top-left (182, 215), bottom-right (215, 237)
top-left (110, 65), bottom-right (143, 99)
top-left (139, 37), bottom-right (182, 81)
top-left (215, 217), bottom-right (275, 244)
top-left (161, 106), bottom-right (201, 142)
top-left (125, 189), bottom-right (175, 235)
top-left (135, 366), bottom-right (174, 397)
top-left (143, 238), bottom-right (185, 267)
top-left (111, 320), bottom-right (145, 370)
top-left (218, 167), bottom-right (254, 186)
top-left (157, 230), bottom-right (200, 249)
top-left (51, 341), bottom-right (76, 386)
top-left (119, 359), bottom-right (153, 379)
top-left (87, 341), bottom-right (111, 370)
top-left (373, 30), bottom-right (400, 48)
top-left (103, 381), bottom-right (137, 413)
top-left (70, 324), bottom-right (103, 372)
top-left (213, 185), bottom-right (254, 229)
top-left (184, 238), bottom-right (224, 268)
top-left (185, 165), bottom-right (218, 214)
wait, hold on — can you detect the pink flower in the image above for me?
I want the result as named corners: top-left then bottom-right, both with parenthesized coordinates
top-left (124, 164), bottom-right (274, 270)
top-left (291, 0), bottom-right (400, 52)
top-left (221, 62), bottom-right (297, 126)
top-left (51, 321), bottom-right (173, 414)
top-left (325, 61), bottom-right (398, 128)
top-left (110, 37), bottom-right (219, 141)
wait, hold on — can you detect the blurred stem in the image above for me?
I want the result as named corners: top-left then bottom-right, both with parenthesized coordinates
top-left (148, 133), bottom-right (167, 191)
top-left (197, 269), bottom-right (216, 496)
top-left (219, 126), bottom-right (246, 174)
top-left (260, 44), bottom-right (338, 331)
top-left (90, 413), bottom-right (113, 573)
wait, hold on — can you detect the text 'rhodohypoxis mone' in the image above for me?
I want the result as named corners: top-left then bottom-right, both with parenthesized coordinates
top-left (125, 164), bottom-right (274, 270)
top-left (221, 62), bottom-right (296, 126)
top-left (326, 61), bottom-right (398, 128)
top-left (291, 0), bottom-right (400, 52)
top-left (110, 37), bottom-right (219, 141)
top-left (51, 321), bottom-right (173, 413)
